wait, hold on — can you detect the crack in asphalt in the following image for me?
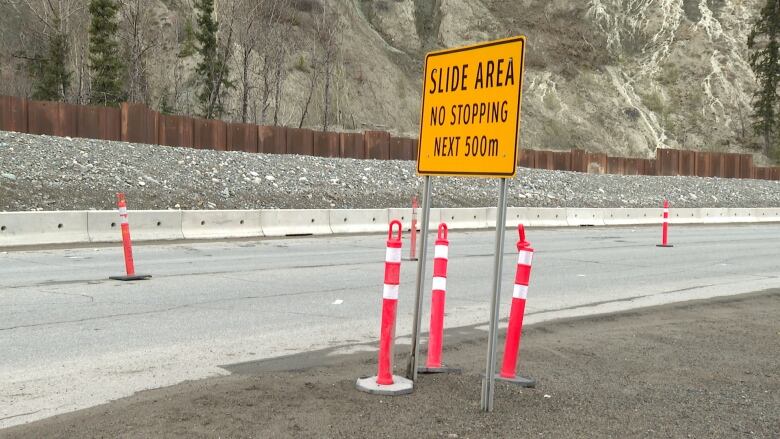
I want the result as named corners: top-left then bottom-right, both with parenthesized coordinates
top-left (3, 231), bottom-right (775, 290)
top-left (40, 290), bottom-right (95, 302)
top-left (552, 256), bottom-right (650, 268)
top-left (0, 285), bottom-right (378, 332)
top-left (0, 410), bottom-right (42, 422)
top-left (0, 261), bottom-right (384, 290)
top-left (0, 279), bottom-right (107, 290)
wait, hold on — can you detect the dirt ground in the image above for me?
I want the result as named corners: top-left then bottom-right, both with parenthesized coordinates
top-left (3, 291), bottom-right (779, 438)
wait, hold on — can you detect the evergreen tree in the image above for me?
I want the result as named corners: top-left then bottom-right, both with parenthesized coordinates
top-left (748, 0), bottom-right (780, 159)
top-left (159, 87), bottom-right (175, 115)
top-left (31, 23), bottom-right (70, 101)
top-left (178, 18), bottom-right (197, 58)
top-left (194, 0), bottom-right (231, 119)
top-left (88, 0), bottom-right (125, 106)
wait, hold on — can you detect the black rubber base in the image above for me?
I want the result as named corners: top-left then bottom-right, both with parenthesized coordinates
top-left (495, 374), bottom-right (536, 388)
top-left (417, 365), bottom-right (462, 374)
top-left (656, 244), bottom-right (674, 248)
top-left (109, 274), bottom-right (152, 281)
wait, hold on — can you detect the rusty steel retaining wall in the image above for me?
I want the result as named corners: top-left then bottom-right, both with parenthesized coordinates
top-left (1, 95), bottom-right (778, 180)
top-left (517, 148), bottom-right (776, 180)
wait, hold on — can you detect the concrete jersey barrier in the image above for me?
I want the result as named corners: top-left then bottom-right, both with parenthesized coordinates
top-left (388, 208), bottom-right (442, 230)
top-left (439, 208), bottom-right (489, 230)
top-left (725, 208), bottom-right (757, 223)
top-left (260, 209), bottom-right (331, 236)
top-left (752, 208), bottom-right (780, 222)
top-left (181, 210), bottom-right (263, 239)
top-left (0, 211), bottom-right (89, 247)
top-left (2, 207), bottom-right (780, 248)
top-left (503, 207), bottom-right (531, 228)
top-left (566, 208), bottom-right (606, 226)
top-left (387, 208), bottom-right (414, 230)
top-left (603, 208), bottom-right (663, 226)
top-left (525, 208), bottom-right (569, 227)
top-left (698, 208), bottom-right (732, 224)
top-left (329, 209), bottom-right (389, 234)
top-left (669, 208), bottom-right (702, 224)
top-left (88, 210), bottom-right (184, 242)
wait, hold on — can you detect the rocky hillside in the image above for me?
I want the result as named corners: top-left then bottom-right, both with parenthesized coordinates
top-left (0, 0), bottom-right (768, 162)
top-left (356, 0), bottom-right (763, 159)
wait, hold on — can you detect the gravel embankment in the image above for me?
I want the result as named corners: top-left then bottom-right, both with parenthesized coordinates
top-left (1, 130), bottom-right (779, 211)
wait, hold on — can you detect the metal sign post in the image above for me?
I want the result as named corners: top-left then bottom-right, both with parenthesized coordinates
top-left (480, 178), bottom-right (509, 411)
top-left (406, 176), bottom-right (432, 380)
top-left (409, 35), bottom-right (526, 412)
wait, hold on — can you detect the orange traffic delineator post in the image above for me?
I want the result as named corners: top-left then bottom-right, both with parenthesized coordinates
top-left (356, 220), bottom-right (413, 395)
top-left (109, 193), bottom-right (151, 281)
top-left (419, 223), bottom-right (460, 374)
top-left (496, 224), bottom-right (536, 387)
top-left (656, 199), bottom-right (674, 248)
top-left (407, 196), bottom-right (419, 261)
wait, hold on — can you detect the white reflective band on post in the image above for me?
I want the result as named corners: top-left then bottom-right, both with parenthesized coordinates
top-left (434, 245), bottom-right (449, 260)
top-left (513, 284), bottom-right (528, 299)
top-left (385, 247), bottom-right (402, 263)
top-left (517, 250), bottom-right (533, 266)
top-left (121, 218), bottom-right (129, 225)
top-left (664, 209), bottom-right (669, 214)
top-left (383, 284), bottom-right (399, 300)
top-left (118, 207), bottom-right (127, 216)
top-left (432, 276), bottom-right (447, 291)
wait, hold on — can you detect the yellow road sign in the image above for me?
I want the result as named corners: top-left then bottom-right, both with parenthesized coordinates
top-left (417, 36), bottom-right (526, 177)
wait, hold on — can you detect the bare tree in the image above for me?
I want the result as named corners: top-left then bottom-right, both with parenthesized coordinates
top-left (231, 0), bottom-right (261, 122)
top-left (253, 0), bottom-right (294, 126)
top-left (295, 7), bottom-right (340, 131)
top-left (117, 0), bottom-right (160, 104)
top-left (259, 0), bottom-right (290, 125)
top-left (272, 49), bottom-right (286, 126)
top-left (158, 7), bottom-right (197, 115)
top-left (228, 0), bottom-right (291, 124)
top-left (73, 40), bottom-right (88, 103)
top-left (213, 0), bottom-right (237, 119)
top-left (298, 50), bottom-right (318, 129)
top-left (0, 0), bottom-right (18, 94)
top-left (7, 0), bottom-right (84, 42)
top-left (297, 8), bottom-right (329, 130)
top-left (7, 0), bottom-right (86, 101)
top-left (315, 10), bottom-right (339, 131)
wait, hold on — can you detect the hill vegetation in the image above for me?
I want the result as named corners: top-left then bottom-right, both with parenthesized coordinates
top-left (0, 0), bottom-right (777, 162)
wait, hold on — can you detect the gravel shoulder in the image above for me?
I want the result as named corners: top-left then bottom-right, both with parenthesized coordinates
top-left (2, 131), bottom-right (780, 211)
top-left (4, 291), bottom-right (778, 438)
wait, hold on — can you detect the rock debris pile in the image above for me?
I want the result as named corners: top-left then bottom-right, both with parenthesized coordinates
top-left (1, 131), bottom-right (779, 211)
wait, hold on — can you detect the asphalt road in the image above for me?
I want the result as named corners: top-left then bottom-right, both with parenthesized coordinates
top-left (2, 224), bottom-right (779, 428)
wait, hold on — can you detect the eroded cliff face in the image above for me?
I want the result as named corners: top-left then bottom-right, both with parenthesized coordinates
top-left (350, 0), bottom-right (764, 160)
top-left (0, 0), bottom-right (763, 160)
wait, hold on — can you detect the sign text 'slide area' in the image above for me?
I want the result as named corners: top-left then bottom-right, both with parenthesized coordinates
top-left (417, 37), bottom-right (526, 177)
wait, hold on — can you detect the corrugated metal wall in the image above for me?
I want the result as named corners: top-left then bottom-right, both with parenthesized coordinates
top-left (0, 96), bottom-right (778, 180)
